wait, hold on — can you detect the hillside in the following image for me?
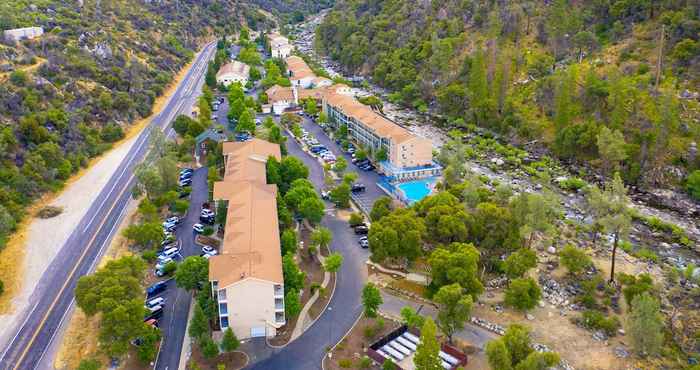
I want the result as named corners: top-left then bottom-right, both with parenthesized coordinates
top-left (251, 0), bottom-right (334, 22)
top-left (315, 0), bottom-right (700, 195)
top-left (0, 0), bottom-right (258, 249)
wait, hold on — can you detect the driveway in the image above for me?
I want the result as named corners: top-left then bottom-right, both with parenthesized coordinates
top-left (154, 166), bottom-right (209, 370)
top-left (241, 117), bottom-right (374, 370)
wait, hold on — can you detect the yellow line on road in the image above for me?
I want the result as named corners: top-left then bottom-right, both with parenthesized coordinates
top-left (11, 173), bottom-right (136, 370)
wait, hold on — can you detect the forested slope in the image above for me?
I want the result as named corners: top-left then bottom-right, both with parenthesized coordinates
top-left (316, 0), bottom-right (700, 194)
top-left (0, 0), bottom-right (251, 249)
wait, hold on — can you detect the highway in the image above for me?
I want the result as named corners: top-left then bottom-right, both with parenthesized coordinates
top-left (0, 41), bottom-right (216, 370)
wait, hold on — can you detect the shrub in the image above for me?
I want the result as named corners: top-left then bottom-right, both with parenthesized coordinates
top-left (559, 245), bottom-right (593, 275)
top-left (358, 356), bottom-right (372, 369)
top-left (349, 212), bottom-right (364, 226)
top-left (687, 170), bottom-right (700, 200)
top-left (142, 250), bottom-right (157, 262)
top-left (580, 310), bottom-right (620, 336)
top-left (338, 359), bottom-right (353, 368)
top-left (37, 206), bottom-right (63, 218)
top-left (559, 177), bottom-right (587, 191)
top-left (203, 226), bottom-right (214, 236)
top-left (504, 277), bottom-right (541, 311)
top-left (163, 261), bottom-right (178, 275)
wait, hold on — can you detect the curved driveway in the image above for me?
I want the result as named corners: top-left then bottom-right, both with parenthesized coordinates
top-left (245, 115), bottom-right (385, 370)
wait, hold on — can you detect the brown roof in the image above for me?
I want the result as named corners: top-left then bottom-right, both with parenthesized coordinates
top-left (323, 92), bottom-right (414, 143)
top-left (285, 56), bottom-right (315, 80)
top-left (210, 139), bottom-right (284, 288)
top-left (265, 85), bottom-right (294, 103)
top-left (217, 61), bottom-right (250, 79)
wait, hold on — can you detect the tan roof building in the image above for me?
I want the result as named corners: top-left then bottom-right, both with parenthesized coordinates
top-left (216, 61), bottom-right (251, 87)
top-left (210, 138), bottom-right (286, 339)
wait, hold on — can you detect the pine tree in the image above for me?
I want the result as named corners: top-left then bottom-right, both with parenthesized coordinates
top-left (414, 318), bottom-right (442, 370)
top-left (220, 327), bottom-right (240, 352)
top-left (189, 303), bottom-right (209, 341)
top-left (628, 293), bottom-right (664, 356)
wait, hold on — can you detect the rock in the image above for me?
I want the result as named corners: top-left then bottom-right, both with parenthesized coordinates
top-left (547, 246), bottom-right (557, 254)
top-left (526, 314), bottom-right (535, 321)
top-left (538, 301), bottom-right (545, 308)
top-left (614, 346), bottom-right (629, 358)
top-left (592, 331), bottom-right (608, 341)
top-left (618, 328), bottom-right (625, 336)
top-left (491, 157), bottom-right (505, 166)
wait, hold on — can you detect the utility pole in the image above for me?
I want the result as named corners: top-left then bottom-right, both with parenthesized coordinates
top-left (654, 25), bottom-right (665, 94)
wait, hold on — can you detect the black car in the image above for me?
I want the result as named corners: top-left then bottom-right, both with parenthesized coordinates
top-left (144, 307), bottom-right (163, 321)
top-left (354, 225), bottom-right (369, 235)
top-left (351, 183), bottom-right (366, 193)
top-left (200, 215), bottom-right (215, 225)
top-left (350, 222), bottom-right (367, 229)
top-left (146, 281), bottom-right (168, 298)
top-left (360, 164), bottom-right (375, 171)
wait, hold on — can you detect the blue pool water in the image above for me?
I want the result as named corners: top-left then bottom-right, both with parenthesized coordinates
top-left (397, 177), bottom-right (438, 204)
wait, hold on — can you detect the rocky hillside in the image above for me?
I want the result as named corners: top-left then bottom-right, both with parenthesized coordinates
top-left (251, 0), bottom-right (334, 23)
top-left (0, 0), bottom-right (252, 248)
top-left (316, 0), bottom-right (700, 194)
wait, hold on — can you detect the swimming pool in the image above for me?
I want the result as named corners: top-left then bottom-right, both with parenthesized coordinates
top-left (397, 177), bottom-right (438, 204)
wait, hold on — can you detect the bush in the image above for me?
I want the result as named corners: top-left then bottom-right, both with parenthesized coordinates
top-left (142, 250), bottom-right (157, 262)
top-left (358, 356), bottom-right (372, 369)
top-left (687, 170), bottom-right (700, 200)
top-left (559, 177), bottom-right (587, 191)
top-left (580, 310), bottom-right (620, 336)
top-left (37, 206), bottom-right (63, 218)
top-left (349, 212), bottom-right (364, 226)
top-left (338, 358), bottom-right (353, 368)
top-left (163, 261), bottom-right (178, 275)
top-left (559, 244), bottom-right (593, 275)
top-left (203, 226), bottom-right (214, 236)
top-left (77, 359), bottom-right (101, 370)
top-left (504, 277), bottom-right (541, 311)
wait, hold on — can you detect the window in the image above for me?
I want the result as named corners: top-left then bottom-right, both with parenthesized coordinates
top-left (221, 317), bottom-right (229, 328)
top-left (219, 303), bottom-right (228, 315)
top-left (218, 289), bottom-right (227, 301)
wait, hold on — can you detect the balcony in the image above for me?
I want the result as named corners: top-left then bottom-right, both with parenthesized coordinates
top-left (275, 298), bottom-right (284, 311)
top-left (274, 284), bottom-right (284, 298)
top-left (275, 312), bottom-right (285, 324)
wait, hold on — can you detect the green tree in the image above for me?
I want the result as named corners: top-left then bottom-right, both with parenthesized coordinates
top-left (281, 229), bottom-right (298, 256)
top-left (370, 196), bottom-right (393, 222)
top-left (77, 359), bottom-right (101, 370)
top-left (428, 242), bottom-right (483, 299)
top-left (586, 173), bottom-right (631, 283)
top-left (311, 227), bottom-right (332, 251)
top-left (597, 126), bottom-right (627, 174)
top-left (333, 156), bottom-right (347, 173)
top-left (349, 212), bottom-right (364, 227)
top-left (220, 327), bottom-right (240, 352)
top-left (122, 222), bottom-right (164, 248)
top-left (503, 324), bottom-right (533, 365)
top-left (504, 248), bottom-right (538, 279)
top-left (189, 303), bottom-right (209, 341)
top-left (200, 336), bottom-right (220, 359)
top-left (504, 278), bottom-right (541, 311)
top-left (413, 317), bottom-right (442, 370)
top-left (236, 108), bottom-right (256, 133)
top-left (400, 306), bottom-right (425, 330)
top-left (300, 197), bottom-right (325, 224)
top-left (627, 293), bottom-right (664, 356)
top-left (486, 339), bottom-right (512, 370)
top-left (434, 283), bottom-right (473, 343)
top-left (323, 252), bottom-right (343, 273)
top-left (330, 182), bottom-right (351, 208)
top-left (135, 165), bottom-right (164, 199)
top-left (136, 326), bottom-right (162, 363)
top-left (361, 283), bottom-right (383, 318)
top-left (510, 192), bottom-right (560, 248)
top-left (559, 245), bottom-right (593, 276)
top-left (685, 170), bottom-right (700, 200)
top-left (282, 253), bottom-right (305, 292)
top-left (175, 256), bottom-right (209, 292)
top-left (285, 288), bottom-right (302, 317)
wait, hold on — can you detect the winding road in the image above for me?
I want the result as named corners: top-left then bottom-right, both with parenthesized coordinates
top-left (0, 42), bottom-right (216, 370)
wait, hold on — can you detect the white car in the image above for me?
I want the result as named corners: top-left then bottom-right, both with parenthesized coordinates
top-left (202, 246), bottom-right (216, 254)
top-left (166, 216), bottom-right (180, 224)
top-left (155, 257), bottom-right (173, 270)
top-left (201, 209), bottom-right (215, 217)
top-left (193, 223), bottom-right (204, 233)
top-left (145, 297), bottom-right (165, 309)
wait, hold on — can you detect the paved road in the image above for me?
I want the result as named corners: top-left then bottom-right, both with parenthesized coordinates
top-left (0, 42), bottom-right (216, 370)
top-left (154, 166), bottom-right (209, 370)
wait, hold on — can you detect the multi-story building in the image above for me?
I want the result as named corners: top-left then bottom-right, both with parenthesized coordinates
top-left (322, 91), bottom-right (439, 180)
top-left (3, 27), bottom-right (43, 43)
top-left (210, 138), bottom-right (286, 339)
top-left (216, 61), bottom-right (250, 87)
top-left (268, 32), bottom-right (293, 59)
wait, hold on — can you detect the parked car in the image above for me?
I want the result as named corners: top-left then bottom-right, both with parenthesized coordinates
top-left (321, 190), bottom-right (331, 200)
top-left (354, 225), bottom-right (369, 235)
top-left (351, 183), bottom-right (366, 193)
top-left (359, 164), bottom-right (375, 171)
top-left (200, 215), bottom-right (215, 225)
top-left (145, 297), bottom-right (165, 309)
top-left (359, 239), bottom-right (369, 249)
top-left (166, 216), bottom-right (180, 224)
top-left (180, 168), bottom-right (193, 175)
top-left (202, 246), bottom-right (216, 254)
top-left (179, 178), bottom-right (192, 187)
top-left (144, 307), bottom-right (163, 321)
top-left (193, 223), bottom-right (205, 233)
top-left (146, 281), bottom-right (168, 298)
top-left (201, 209), bottom-right (215, 218)
top-left (155, 257), bottom-right (173, 270)
top-left (144, 318), bottom-right (159, 328)
top-left (350, 222), bottom-right (367, 229)
top-left (158, 247), bottom-right (179, 260)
